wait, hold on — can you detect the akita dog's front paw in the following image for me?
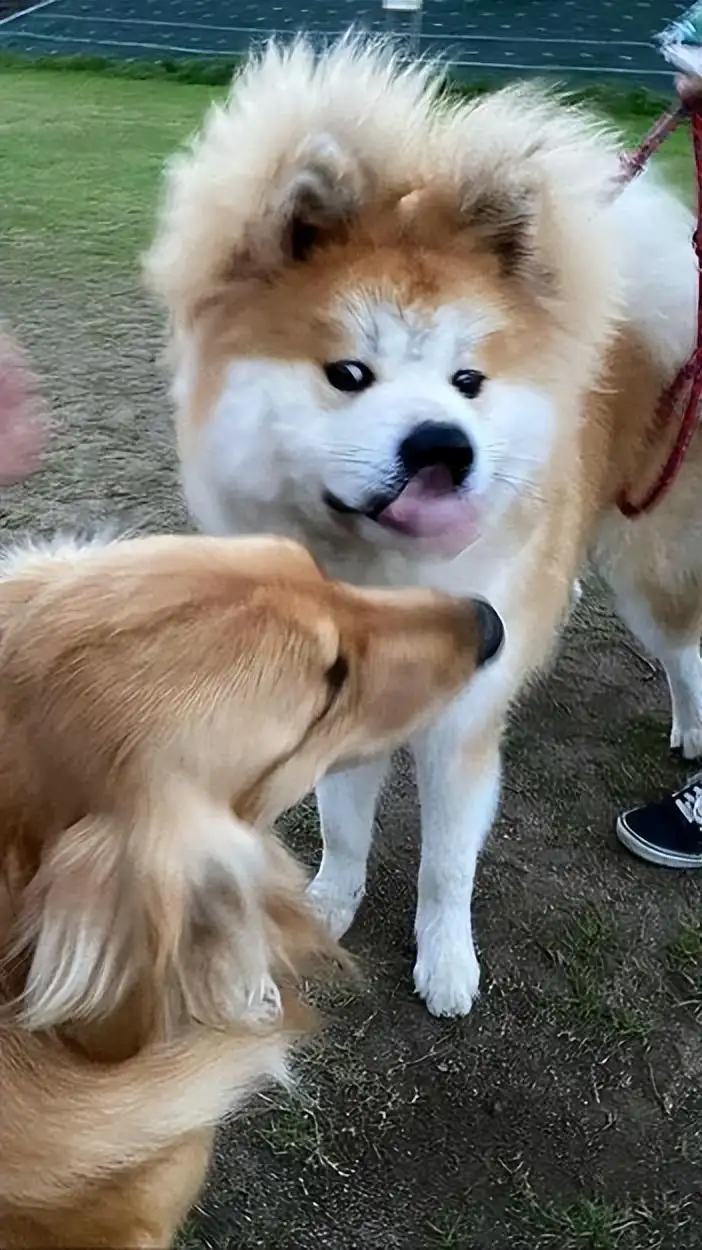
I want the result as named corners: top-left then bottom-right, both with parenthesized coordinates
top-left (306, 873), bottom-right (364, 941)
top-left (670, 721), bottom-right (702, 761)
top-left (413, 929), bottom-right (481, 1018)
top-left (667, 652), bottom-right (702, 760)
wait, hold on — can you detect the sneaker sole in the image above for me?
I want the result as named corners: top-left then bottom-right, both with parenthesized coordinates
top-left (616, 816), bottom-right (702, 869)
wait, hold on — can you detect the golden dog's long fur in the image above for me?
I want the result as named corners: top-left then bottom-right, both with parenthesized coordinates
top-left (0, 532), bottom-right (499, 1245)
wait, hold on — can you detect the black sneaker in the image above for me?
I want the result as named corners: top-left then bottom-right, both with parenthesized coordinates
top-left (617, 772), bottom-right (702, 868)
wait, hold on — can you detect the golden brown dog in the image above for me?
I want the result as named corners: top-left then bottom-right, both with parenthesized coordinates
top-left (0, 531), bottom-right (503, 1248)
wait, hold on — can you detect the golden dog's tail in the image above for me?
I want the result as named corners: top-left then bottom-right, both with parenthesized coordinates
top-left (0, 1020), bottom-right (294, 1208)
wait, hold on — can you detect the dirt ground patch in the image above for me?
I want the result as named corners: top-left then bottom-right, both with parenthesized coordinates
top-left (2, 69), bottom-right (700, 1250)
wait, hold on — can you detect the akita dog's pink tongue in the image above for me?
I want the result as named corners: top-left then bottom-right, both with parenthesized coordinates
top-left (376, 466), bottom-right (480, 554)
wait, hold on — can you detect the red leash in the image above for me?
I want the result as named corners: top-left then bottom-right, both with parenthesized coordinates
top-left (615, 106), bottom-right (702, 518)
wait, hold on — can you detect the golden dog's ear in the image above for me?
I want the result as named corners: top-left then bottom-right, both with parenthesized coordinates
top-left (6, 813), bottom-right (142, 1031)
top-left (8, 792), bottom-right (335, 1037)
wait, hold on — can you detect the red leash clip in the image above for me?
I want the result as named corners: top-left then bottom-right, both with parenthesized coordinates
top-left (616, 107), bottom-right (702, 518)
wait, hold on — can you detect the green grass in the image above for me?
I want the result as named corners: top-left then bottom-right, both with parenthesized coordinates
top-left (424, 1186), bottom-right (694, 1250)
top-left (667, 916), bottom-right (702, 976)
top-left (542, 906), bottom-right (652, 1047)
top-left (1, 71), bottom-right (221, 279)
top-left (426, 1210), bottom-right (476, 1248)
top-left (667, 916), bottom-right (702, 1021)
top-left (511, 1184), bottom-right (689, 1250)
top-left (0, 49), bottom-right (244, 86)
top-left (254, 1096), bottom-right (322, 1162)
top-left (0, 66), bottom-right (696, 288)
top-left (0, 49), bottom-right (676, 114)
top-left (252, 1086), bottom-right (351, 1175)
top-left (518, 1195), bottom-right (639, 1250)
top-left (500, 1167), bottom-right (696, 1250)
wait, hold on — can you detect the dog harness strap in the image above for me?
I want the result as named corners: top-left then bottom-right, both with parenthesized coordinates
top-left (616, 106), bottom-right (702, 518)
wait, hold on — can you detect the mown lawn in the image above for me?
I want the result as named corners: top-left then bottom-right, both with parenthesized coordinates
top-left (1, 67), bottom-right (696, 284)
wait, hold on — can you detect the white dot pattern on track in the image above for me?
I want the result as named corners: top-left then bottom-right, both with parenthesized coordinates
top-left (0, 0), bottom-right (692, 87)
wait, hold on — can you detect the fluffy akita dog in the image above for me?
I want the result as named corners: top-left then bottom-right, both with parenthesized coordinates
top-left (146, 38), bottom-right (702, 1016)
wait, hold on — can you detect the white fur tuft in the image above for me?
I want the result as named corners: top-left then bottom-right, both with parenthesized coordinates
top-left (145, 35), bottom-right (444, 315)
top-left (0, 531), bottom-right (118, 581)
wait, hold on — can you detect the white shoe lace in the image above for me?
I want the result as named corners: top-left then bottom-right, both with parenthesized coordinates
top-left (676, 775), bottom-right (702, 828)
top-left (688, 771), bottom-right (702, 826)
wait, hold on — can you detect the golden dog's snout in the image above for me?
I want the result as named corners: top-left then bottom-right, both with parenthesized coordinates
top-left (467, 597), bottom-right (505, 668)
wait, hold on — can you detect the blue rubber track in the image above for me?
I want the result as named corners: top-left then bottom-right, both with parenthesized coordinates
top-left (0, 0), bottom-right (690, 88)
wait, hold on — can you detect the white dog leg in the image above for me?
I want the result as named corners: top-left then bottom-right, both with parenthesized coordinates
top-left (661, 643), bottom-right (702, 760)
top-left (412, 710), bottom-right (501, 1018)
top-left (307, 756), bottom-right (390, 939)
top-left (615, 591), bottom-right (702, 761)
top-left (593, 514), bottom-right (702, 762)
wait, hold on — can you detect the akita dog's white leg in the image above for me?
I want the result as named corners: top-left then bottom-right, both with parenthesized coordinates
top-left (665, 644), bottom-right (702, 759)
top-left (307, 756), bottom-right (390, 939)
top-left (593, 498), bottom-right (702, 761)
top-left (611, 586), bottom-right (702, 761)
top-left (594, 572), bottom-right (699, 755)
top-left (411, 695), bottom-right (503, 1018)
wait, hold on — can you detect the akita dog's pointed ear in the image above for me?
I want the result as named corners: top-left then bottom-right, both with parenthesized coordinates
top-left (460, 182), bottom-right (541, 279)
top-left (145, 124), bottom-right (376, 320)
top-left (254, 133), bottom-right (371, 269)
top-left (410, 79), bottom-right (623, 319)
top-left (402, 173), bottom-right (556, 299)
top-left (459, 177), bottom-right (562, 301)
top-left (144, 37), bottom-right (440, 321)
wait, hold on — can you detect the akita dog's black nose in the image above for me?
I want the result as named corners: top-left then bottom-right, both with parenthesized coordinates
top-left (399, 422), bottom-right (475, 486)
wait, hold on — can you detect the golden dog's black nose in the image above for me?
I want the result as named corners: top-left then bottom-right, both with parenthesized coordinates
top-left (473, 598), bottom-right (505, 667)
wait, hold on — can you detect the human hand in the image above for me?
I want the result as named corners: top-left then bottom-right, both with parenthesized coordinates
top-left (0, 336), bottom-right (48, 485)
top-left (676, 73), bottom-right (702, 110)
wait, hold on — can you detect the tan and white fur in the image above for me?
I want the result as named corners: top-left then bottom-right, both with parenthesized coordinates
top-left (0, 532), bottom-right (501, 1246)
top-left (146, 38), bottom-right (702, 1017)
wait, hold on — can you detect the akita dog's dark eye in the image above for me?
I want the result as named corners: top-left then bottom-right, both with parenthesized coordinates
top-left (451, 369), bottom-right (486, 399)
top-left (323, 360), bottom-right (375, 394)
